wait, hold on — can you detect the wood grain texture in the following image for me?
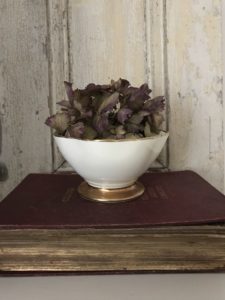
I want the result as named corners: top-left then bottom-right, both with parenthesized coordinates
top-left (166, 0), bottom-right (224, 191)
top-left (146, 0), bottom-right (166, 98)
top-left (1, 226), bottom-right (225, 273)
top-left (146, 0), bottom-right (168, 165)
top-left (0, 0), bottom-right (52, 200)
top-left (68, 0), bottom-right (147, 87)
top-left (47, 0), bottom-right (70, 169)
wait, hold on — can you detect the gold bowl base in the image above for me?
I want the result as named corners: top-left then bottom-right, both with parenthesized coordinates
top-left (78, 181), bottom-right (145, 203)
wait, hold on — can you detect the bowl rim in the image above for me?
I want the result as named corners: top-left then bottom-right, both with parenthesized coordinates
top-left (54, 130), bottom-right (169, 143)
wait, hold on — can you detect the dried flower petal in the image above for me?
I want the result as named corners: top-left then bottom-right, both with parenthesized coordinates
top-left (57, 100), bottom-right (72, 108)
top-left (112, 78), bottom-right (130, 93)
top-left (143, 96), bottom-right (165, 113)
top-left (93, 113), bottom-right (109, 133)
top-left (128, 110), bottom-right (149, 125)
top-left (126, 122), bottom-right (144, 133)
top-left (148, 112), bottom-right (165, 132)
top-left (117, 107), bottom-right (132, 124)
top-left (144, 122), bottom-right (152, 137)
top-left (97, 92), bottom-right (119, 114)
top-left (126, 83), bottom-right (151, 111)
top-left (115, 125), bottom-right (126, 135)
top-left (85, 83), bottom-right (111, 94)
top-left (45, 79), bottom-right (165, 140)
top-left (125, 133), bottom-right (142, 139)
top-left (83, 126), bottom-right (98, 140)
top-left (67, 122), bottom-right (85, 138)
top-left (45, 112), bottom-right (70, 134)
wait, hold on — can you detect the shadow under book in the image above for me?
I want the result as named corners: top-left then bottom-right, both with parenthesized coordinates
top-left (0, 171), bottom-right (225, 274)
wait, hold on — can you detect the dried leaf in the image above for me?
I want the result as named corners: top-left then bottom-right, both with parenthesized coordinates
top-left (128, 110), bottom-right (149, 125)
top-left (125, 133), bottom-right (142, 139)
top-left (83, 126), bottom-right (98, 140)
top-left (97, 92), bottom-right (119, 114)
top-left (72, 91), bottom-right (92, 118)
top-left (126, 83), bottom-right (151, 111)
top-left (143, 96), bottom-right (165, 113)
top-left (85, 83), bottom-right (111, 94)
top-left (115, 125), bottom-right (126, 135)
top-left (126, 122), bottom-right (144, 133)
top-left (91, 94), bottom-right (104, 112)
top-left (148, 112), bottom-right (165, 132)
top-left (57, 100), bottom-right (72, 108)
top-left (45, 112), bottom-right (70, 134)
top-left (112, 78), bottom-right (130, 93)
top-left (152, 112), bottom-right (164, 127)
top-left (66, 122), bottom-right (85, 138)
top-left (46, 78), bottom-right (165, 140)
top-left (101, 130), bottom-right (113, 139)
top-left (93, 113), bottom-right (109, 134)
top-left (117, 107), bottom-right (132, 124)
top-left (144, 122), bottom-right (152, 137)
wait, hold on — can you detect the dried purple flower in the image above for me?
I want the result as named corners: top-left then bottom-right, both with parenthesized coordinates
top-left (45, 78), bottom-right (165, 139)
top-left (45, 112), bottom-right (70, 134)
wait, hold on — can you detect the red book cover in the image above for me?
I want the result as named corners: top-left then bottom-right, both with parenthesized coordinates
top-left (1, 170), bottom-right (225, 229)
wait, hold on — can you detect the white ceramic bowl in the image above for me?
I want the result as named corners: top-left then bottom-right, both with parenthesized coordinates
top-left (54, 131), bottom-right (169, 189)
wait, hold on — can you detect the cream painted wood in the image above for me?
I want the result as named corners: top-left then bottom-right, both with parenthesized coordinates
top-left (146, 0), bottom-right (166, 99)
top-left (166, 0), bottom-right (224, 191)
top-left (68, 0), bottom-right (147, 87)
top-left (146, 0), bottom-right (168, 165)
top-left (0, 0), bottom-right (52, 200)
top-left (47, 0), bottom-right (70, 169)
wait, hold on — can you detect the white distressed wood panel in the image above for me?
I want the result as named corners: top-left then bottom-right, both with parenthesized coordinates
top-left (146, 0), bottom-right (166, 98)
top-left (146, 0), bottom-right (168, 165)
top-left (69, 0), bottom-right (147, 87)
top-left (0, 0), bottom-right (52, 200)
top-left (47, 0), bottom-right (70, 169)
top-left (166, 0), bottom-right (224, 191)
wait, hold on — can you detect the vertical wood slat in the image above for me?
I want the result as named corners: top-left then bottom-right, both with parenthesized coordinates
top-left (0, 0), bottom-right (52, 200)
top-left (47, 0), bottom-right (70, 169)
top-left (68, 0), bottom-right (147, 87)
top-left (145, 0), bottom-right (168, 166)
top-left (146, 0), bottom-right (167, 98)
top-left (166, 0), bottom-right (224, 191)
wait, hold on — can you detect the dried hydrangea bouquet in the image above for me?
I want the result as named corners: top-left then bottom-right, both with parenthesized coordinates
top-left (46, 79), bottom-right (169, 202)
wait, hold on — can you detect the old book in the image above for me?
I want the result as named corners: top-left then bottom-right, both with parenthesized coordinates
top-left (0, 170), bottom-right (225, 274)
